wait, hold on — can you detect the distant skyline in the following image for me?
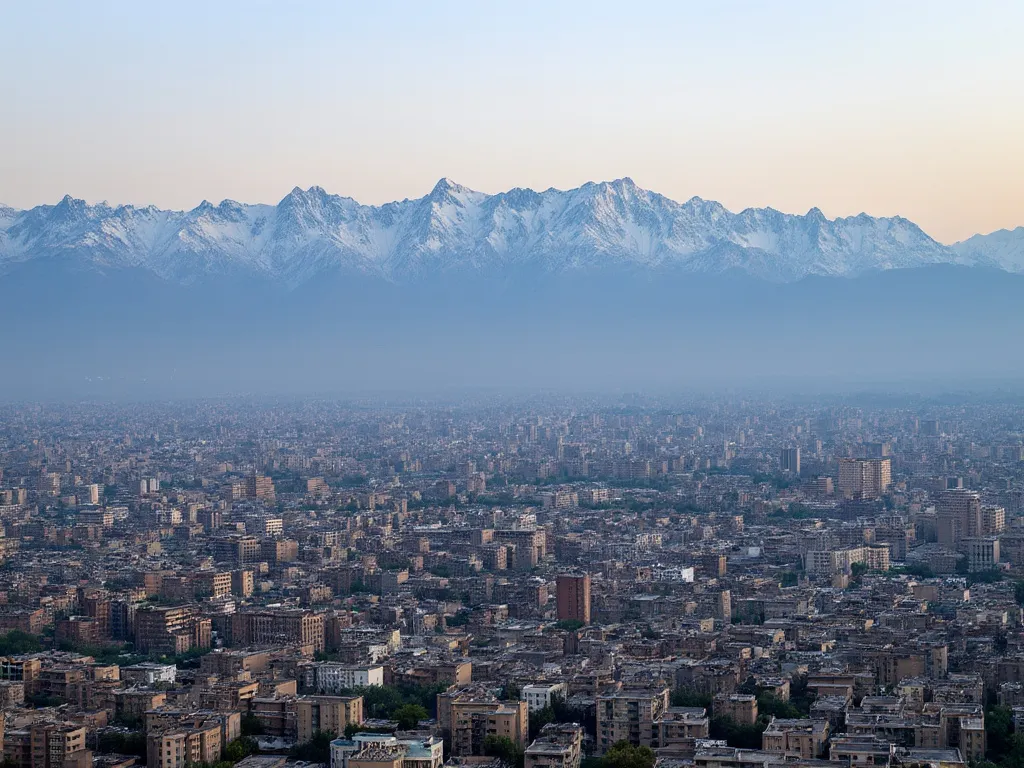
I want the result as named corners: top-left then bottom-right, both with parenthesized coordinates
top-left (1, 1), bottom-right (1022, 244)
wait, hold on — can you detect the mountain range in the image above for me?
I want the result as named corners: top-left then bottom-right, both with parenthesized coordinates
top-left (2, 179), bottom-right (1023, 399)
top-left (2, 178), bottom-right (1022, 286)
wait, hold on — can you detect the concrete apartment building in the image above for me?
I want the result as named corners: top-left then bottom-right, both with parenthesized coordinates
top-left (964, 537), bottom-right (1000, 572)
top-left (804, 545), bottom-right (891, 576)
top-left (134, 605), bottom-right (212, 655)
top-left (556, 574), bottom-right (591, 625)
top-left (310, 663), bottom-right (384, 694)
top-left (193, 571), bottom-right (232, 599)
top-left (296, 696), bottom-right (364, 744)
top-left (713, 694), bottom-right (759, 725)
top-left (146, 722), bottom-right (222, 768)
top-left (231, 609), bottom-right (325, 652)
top-left (3, 723), bottom-right (86, 768)
top-left (437, 692), bottom-right (528, 757)
top-left (525, 724), bottom-right (583, 768)
top-left (651, 707), bottom-right (711, 749)
top-left (761, 718), bottom-right (830, 758)
top-left (596, 686), bottom-right (670, 753)
top-left (937, 489), bottom-right (983, 548)
top-left (211, 536), bottom-right (262, 566)
top-left (838, 458), bottom-right (892, 500)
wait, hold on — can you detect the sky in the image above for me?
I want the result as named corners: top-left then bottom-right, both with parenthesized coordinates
top-left (1, 0), bottom-right (1022, 244)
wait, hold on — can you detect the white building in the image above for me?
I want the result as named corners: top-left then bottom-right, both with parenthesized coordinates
top-left (313, 663), bottom-right (384, 693)
top-left (121, 662), bottom-right (177, 685)
top-left (652, 566), bottom-right (694, 583)
top-left (522, 682), bottom-right (568, 713)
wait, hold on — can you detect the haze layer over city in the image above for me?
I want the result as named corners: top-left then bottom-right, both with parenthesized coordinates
top-left (2, 7), bottom-right (1024, 768)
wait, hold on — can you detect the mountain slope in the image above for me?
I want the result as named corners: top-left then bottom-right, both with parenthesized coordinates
top-left (0, 260), bottom-right (1021, 399)
top-left (0, 179), bottom-right (984, 285)
top-left (953, 227), bottom-right (1024, 273)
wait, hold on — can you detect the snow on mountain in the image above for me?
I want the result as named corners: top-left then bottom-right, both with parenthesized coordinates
top-left (952, 227), bottom-right (1024, 273)
top-left (0, 179), bottom-right (999, 286)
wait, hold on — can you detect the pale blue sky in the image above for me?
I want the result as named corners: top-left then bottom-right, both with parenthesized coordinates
top-left (1, 0), bottom-right (1022, 242)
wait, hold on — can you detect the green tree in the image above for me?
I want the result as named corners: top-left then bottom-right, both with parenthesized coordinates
top-left (550, 693), bottom-right (595, 737)
top-left (97, 731), bottom-right (147, 758)
top-left (985, 706), bottom-right (1013, 762)
top-left (290, 731), bottom-right (336, 764)
top-left (223, 738), bottom-right (258, 763)
top-left (241, 714), bottom-right (264, 737)
top-left (710, 717), bottom-right (765, 749)
top-left (670, 688), bottom-right (712, 708)
top-left (601, 741), bottom-right (655, 768)
top-left (394, 703), bottom-right (428, 730)
top-left (757, 693), bottom-right (801, 720)
top-left (501, 681), bottom-right (522, 701)
top-left (789, 676), bottom-right (813, 716)
top-left (482, 735), bottom-right (524, 768)
top-left (0, 630), bottom-right (42, 655)
top-left (530, 705), bottom-right (555, 740)
top-left (344, 722), bottom-right (397, 739)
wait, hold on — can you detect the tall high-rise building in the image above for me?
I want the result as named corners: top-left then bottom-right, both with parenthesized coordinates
top-left (246, 474), bottom-right (276, 502)
top-left (837, 458), bottom-right (892, 500)
top-left (83, 484), bottom-right (101, 505)
top-left (780, 447), bottom-right (801, 474)
top-left (936, 489), bottom-right (983, 549)
top-left (556, 573), bottom-right (591, 625)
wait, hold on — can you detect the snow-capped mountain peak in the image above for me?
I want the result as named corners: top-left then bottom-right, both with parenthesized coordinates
top-left (0, 180), bottom-right (1014, 286)
top-left (953, 226), bottom-right (1024, 273)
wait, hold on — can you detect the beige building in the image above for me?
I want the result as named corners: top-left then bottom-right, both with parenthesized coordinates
top-left (805, 545), bottom-right (890, 576)
top-left (296, 696), bottom-right (363, 744)
top-left (146, 723), bottom-right (222, 768)
top-left (194, 571), bottom-right (233, 598)
top-left (713, 694), bottom-right (758, 725)
top-left (437, 692), bottom-right (528, 757)
top-left (838, 458), bottom-right (891, 500)
top-left (761, 718), bottom-right (830, 758)
top-left (936, 489), bottom-right (982, 548)
top-left (6, 722), bottom-right (85, 768)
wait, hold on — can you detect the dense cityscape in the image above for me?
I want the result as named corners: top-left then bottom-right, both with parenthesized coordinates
top-left (0, 396), bottom-right (1021, 768)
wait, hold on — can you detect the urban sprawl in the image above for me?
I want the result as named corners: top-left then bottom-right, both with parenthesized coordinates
top-left (0, 399), bottom-right (1021, 768)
